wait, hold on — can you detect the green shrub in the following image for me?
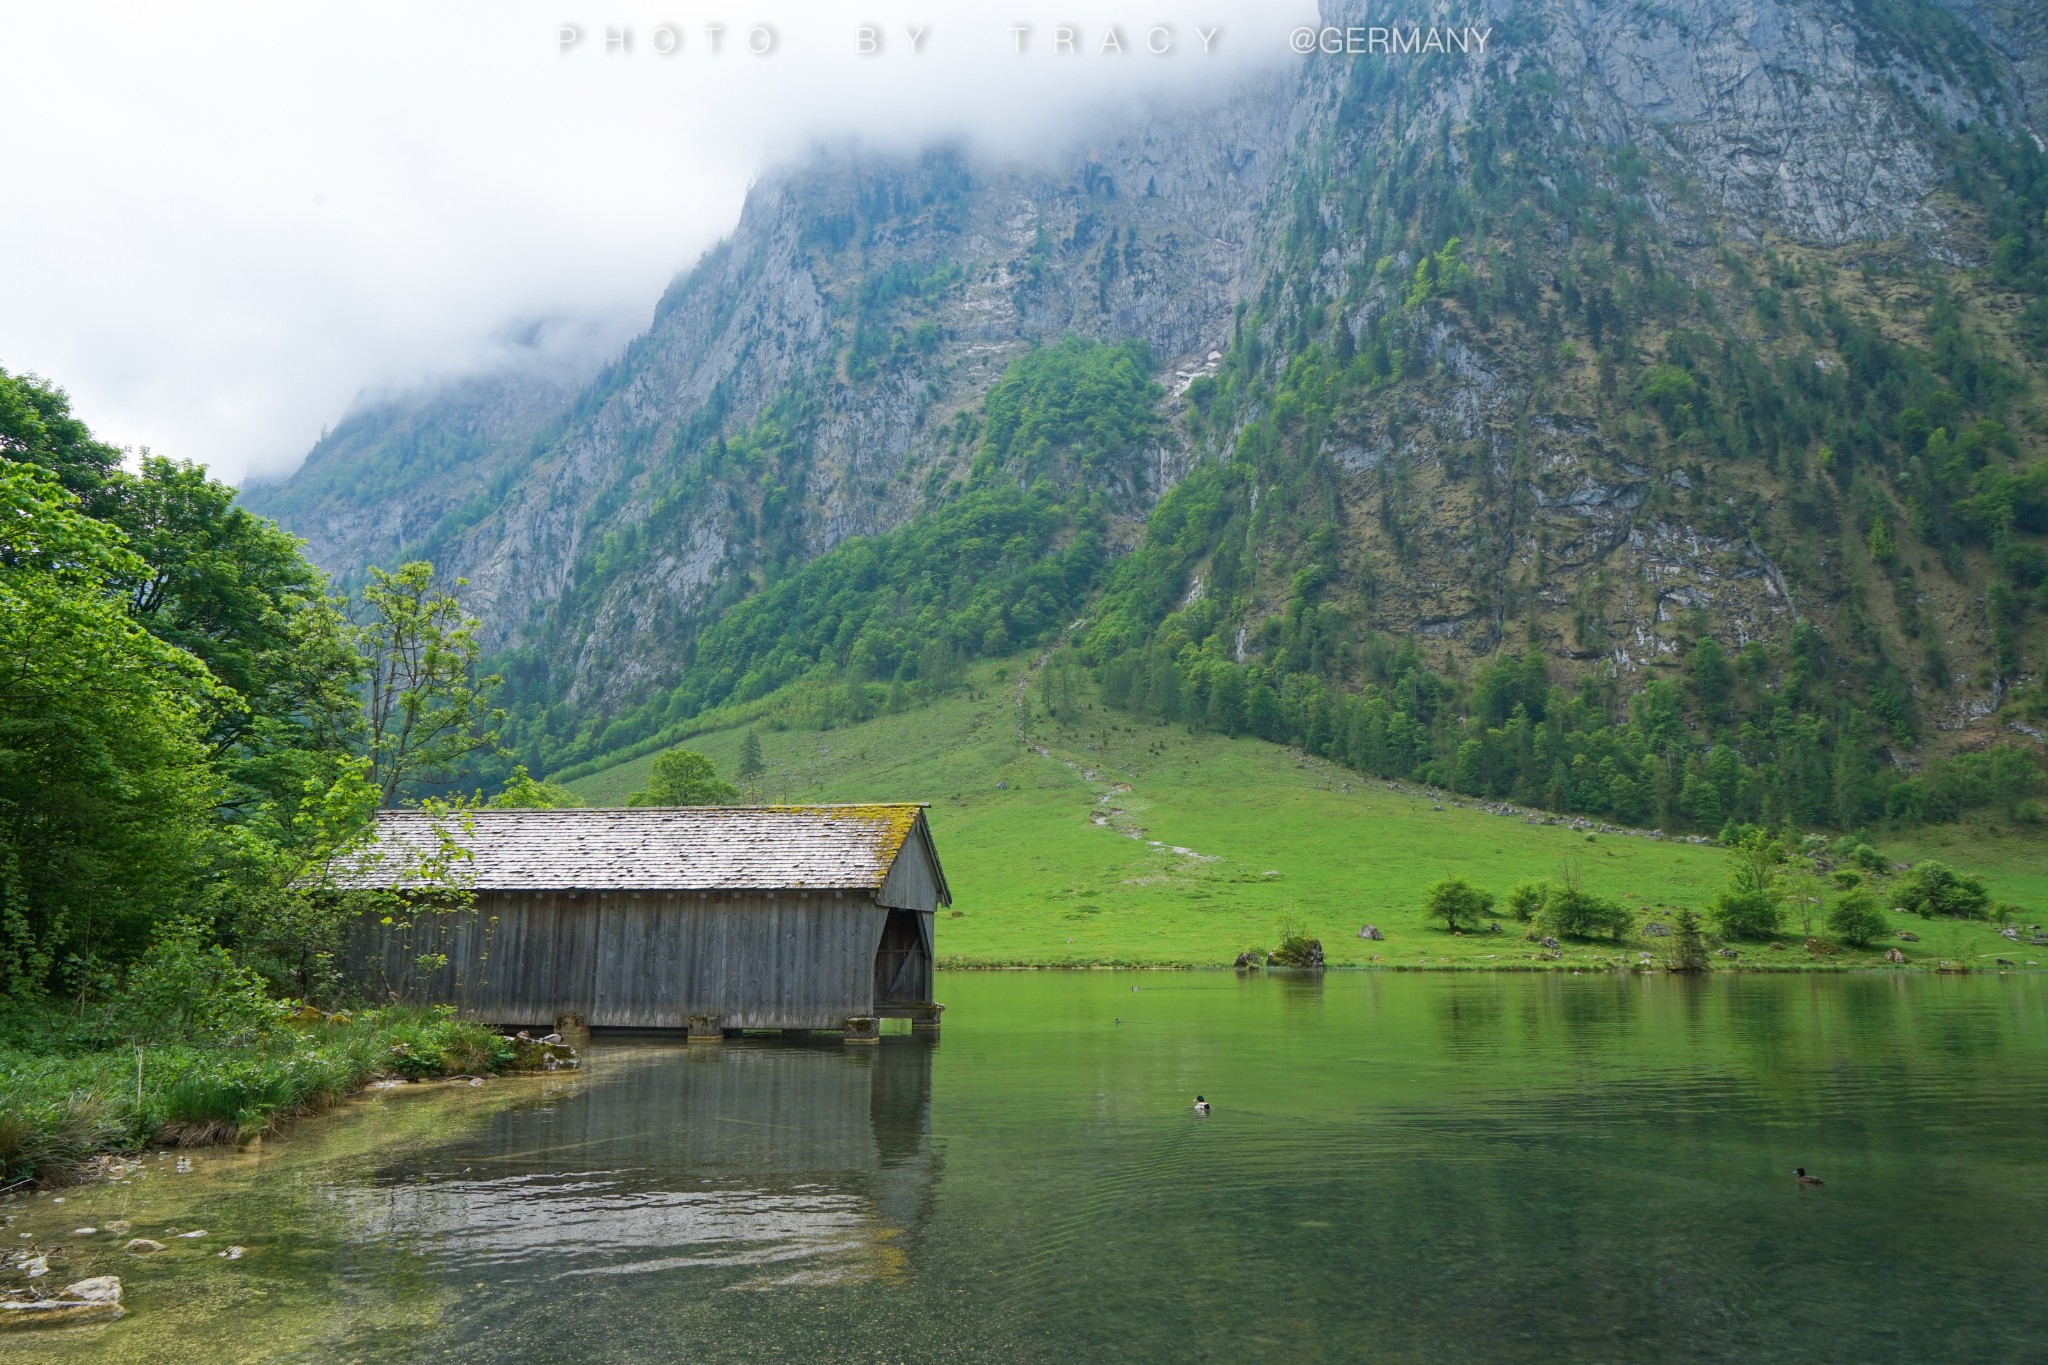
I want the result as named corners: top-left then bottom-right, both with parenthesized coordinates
top-left (1540, 886), bottom-right (1633, 941)
top-left (1827, 888), bottom-right (1887, 947)
top-left (105, 919), bottom-right (285, 1045)
top-left (1504, 880), bottom-right (1552, 923)
top-left (1423, 876), bottom-right (1495, 932)
top-left (1895, 860), bottom-right (1991, 919)
top-left (0, 1006), bottom-right (516, 1185)
top-left (1711, 888), bottom-right (1784, 940)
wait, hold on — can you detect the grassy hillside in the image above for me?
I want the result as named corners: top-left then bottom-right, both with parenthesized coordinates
top-left (566, 658), bottom-right (2045, 970)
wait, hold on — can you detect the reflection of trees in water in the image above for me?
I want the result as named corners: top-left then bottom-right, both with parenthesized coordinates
top-left (1430, 977), bottom-right (1504, 1063)
top-left (1272, 970), bottom-right (1325, 1009)
top-left (346, 1040), bottom-right (938, 1292)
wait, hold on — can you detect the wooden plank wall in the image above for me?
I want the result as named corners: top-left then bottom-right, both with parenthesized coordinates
top-left (876, 825), bottom-right (943, 911)
top-left (344, 889), bottom-right (892, 1028)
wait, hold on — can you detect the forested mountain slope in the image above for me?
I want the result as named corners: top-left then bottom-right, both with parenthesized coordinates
top-left (245, 0), bottom-right (2048, 830)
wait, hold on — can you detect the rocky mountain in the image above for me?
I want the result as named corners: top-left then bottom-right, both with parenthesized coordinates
top-left (245, 71), bottom-right (1294, 680)
top-left (244, 0), bottom-right (2048, 799)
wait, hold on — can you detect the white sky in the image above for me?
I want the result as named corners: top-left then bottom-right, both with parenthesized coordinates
top-left (0, 1), bottom-right (1316, 485)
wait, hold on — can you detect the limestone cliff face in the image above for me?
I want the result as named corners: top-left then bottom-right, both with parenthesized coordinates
top-left (248, 74), bottom-right (1296, 704)
top-left (1198, 0), bottom-right (2046, 705)
top-left (246, 0), bottom-right (2045, 735)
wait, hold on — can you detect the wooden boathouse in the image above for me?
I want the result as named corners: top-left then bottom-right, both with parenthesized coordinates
top-left (338, 804), bottom-right (949, 1039)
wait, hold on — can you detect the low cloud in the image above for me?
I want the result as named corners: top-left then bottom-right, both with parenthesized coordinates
top-left (0, 0), bottom-right (1314, 485)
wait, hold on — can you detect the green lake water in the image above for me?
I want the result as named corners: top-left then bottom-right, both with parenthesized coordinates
top-left (7, 971), bottom-right (2048, 1362)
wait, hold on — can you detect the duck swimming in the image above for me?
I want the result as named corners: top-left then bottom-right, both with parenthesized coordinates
top-left (1794, 1167), bottom-right (1824, 1185)
top-left (1193, 1095), bottom-right (1211, 1115)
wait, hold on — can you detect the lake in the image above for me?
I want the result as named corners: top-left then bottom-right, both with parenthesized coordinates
top-left (8, 971), bottom-right (2048, 1362)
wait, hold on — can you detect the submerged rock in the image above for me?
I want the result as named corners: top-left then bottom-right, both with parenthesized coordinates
top-left (0, 1276), bottom-right (123, 1330)
top-left (503, 1036), bottom-right (581, 1071)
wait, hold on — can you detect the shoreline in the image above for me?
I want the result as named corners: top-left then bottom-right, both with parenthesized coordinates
top-left (934, 959), bottom-right (2028, 973)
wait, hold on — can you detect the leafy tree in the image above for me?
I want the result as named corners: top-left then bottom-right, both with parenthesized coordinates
top-left (355, 562), bottom-right (504, 806)
top-left (1710, 830), bottom-right (1787, 939)
top-left (111, 455), bottom-right (359, 806)
top-left (1423, 876), bottom-right (1494, 932)
top-left (0, 368), bottom-right (122, 513)
top-left (1826, 887), bottom-right (1887, 947)
top-left (974, 337), bottom-right (1164, 487)
top-left (216, 757), bottom-right (383, 995)
top-left (486, 765), bottom-right (582, 809)
top-left (0, 464), bottom-right (220, 991)
top-left (627, 749), bottom-right (740, 807)
top-left (1894, 859), bottom-right (1991, 919)
top-left (1689, 637), bottom-right (1733, 722)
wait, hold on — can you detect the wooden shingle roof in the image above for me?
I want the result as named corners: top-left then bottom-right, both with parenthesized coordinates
top-left (335, 804), bottom-right (943, 896)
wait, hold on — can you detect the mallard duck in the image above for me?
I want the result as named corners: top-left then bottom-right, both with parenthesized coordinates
top-left (1193, 1095), bottom-right (1211, 1115)
top-left (1794, 1167), bottom-right (1824, 1186)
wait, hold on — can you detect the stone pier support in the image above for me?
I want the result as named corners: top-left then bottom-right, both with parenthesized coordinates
top-left (841, 1016), bottom-right (880, 1044)
top-left (687, 1013), bottom-right (725, 1042)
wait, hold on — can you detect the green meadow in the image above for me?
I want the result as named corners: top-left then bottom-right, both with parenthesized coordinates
top-left (568, 660), bottom-right (2046, 971)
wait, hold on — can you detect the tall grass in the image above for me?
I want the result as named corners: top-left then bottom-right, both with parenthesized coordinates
top-left (0, 1007), bottom-right (513, 1187)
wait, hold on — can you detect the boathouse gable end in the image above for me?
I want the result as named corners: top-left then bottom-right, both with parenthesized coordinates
top-left (336, 805), bottom-right (946, 1033)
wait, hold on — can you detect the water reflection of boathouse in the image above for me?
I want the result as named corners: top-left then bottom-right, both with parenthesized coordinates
top-left (353, 1038), bottom-right (940, 1292)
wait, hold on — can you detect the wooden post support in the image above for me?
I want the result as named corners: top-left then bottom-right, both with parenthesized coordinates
top-left (841, 1016), bottom-right (880, 1044)
top-left (554, 1012), bottom-right (591, 1047)
top-left (687, 1013), bottom-right (725, 1042)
